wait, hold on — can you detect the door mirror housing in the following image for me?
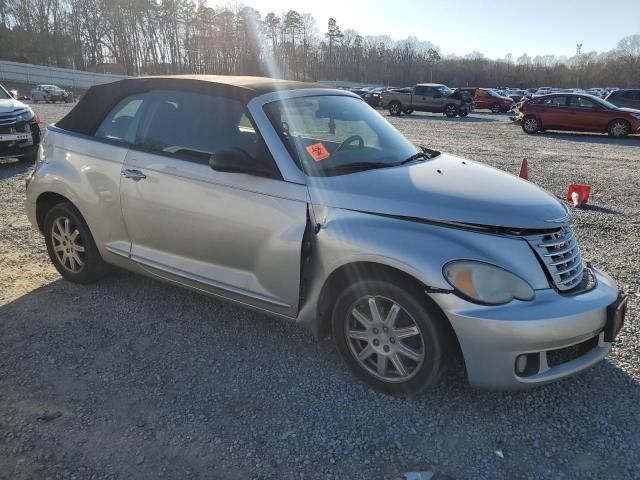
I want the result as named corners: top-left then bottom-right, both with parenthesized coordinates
top-left (209, 148), bottom-right (274, 177)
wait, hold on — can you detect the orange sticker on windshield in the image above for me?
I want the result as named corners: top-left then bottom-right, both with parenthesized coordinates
top-left (306, 142), bottom-right (331, 162)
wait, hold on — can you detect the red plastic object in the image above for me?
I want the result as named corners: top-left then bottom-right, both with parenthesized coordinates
top-left (566, 184), bottom-right (590, 207)
top-left (518, 158), bottom-right (528, 180)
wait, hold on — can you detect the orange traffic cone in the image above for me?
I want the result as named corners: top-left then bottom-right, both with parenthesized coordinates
top-left (518, 158), bottom-right (528, 180)
top-left (566, 184), bottom-right (591, 208)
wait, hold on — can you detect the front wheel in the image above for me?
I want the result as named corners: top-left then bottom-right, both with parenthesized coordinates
top-left (332, 278), bottom-right (449, 396)
top-left (608, 119), bottom-right (630, 138)
top-left (388, 102), bottom-right (402, 116)
top-left (490, 103), bottom-right (501, 113)
top-left (43, 203), bottom-right (110, 284)
top-left (522, 116), bottom-right (540, 134)
top-left (444, 104), bottom-right (457, 118)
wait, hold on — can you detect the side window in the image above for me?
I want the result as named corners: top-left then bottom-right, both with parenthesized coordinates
top-left (95, 93), bottom-right (148, 143)
top-left (542, 96), bottom-right (567, 107)
top-left (476, 89), bottom-right (488, 98)
top-left (135, 90), bottom-right (274, 169)
top-left (568, 96), bottom-right (595, 109)
top-left (414, 86), bottom-right (428, 96)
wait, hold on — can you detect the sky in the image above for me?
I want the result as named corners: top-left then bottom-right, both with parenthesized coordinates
top-left (211, 0), bottom-right (640, 59)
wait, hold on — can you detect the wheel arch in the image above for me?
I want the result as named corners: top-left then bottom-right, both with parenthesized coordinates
top-left (315, 262), bottom-right (461, 356)
top-left (35, 192), bottom-right (73, 233)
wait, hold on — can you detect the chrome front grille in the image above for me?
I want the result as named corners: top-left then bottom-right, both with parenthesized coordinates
top-left (0, 108), bottom-right (28, 127)
top-left (525, 227), bottom-right (585, 292)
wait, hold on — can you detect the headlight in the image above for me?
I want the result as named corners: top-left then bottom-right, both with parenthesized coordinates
top-left (443, 260), bottom-right (535, 305)
top-left (16, 108), bottom-right (35, 122)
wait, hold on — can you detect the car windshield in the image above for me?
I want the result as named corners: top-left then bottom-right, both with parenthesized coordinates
top-left (264, 95), bottom-right (423, 177)
top-left (438, 86), bottom-right (453, 97)
top-left (590, 96), bottom-right (619, 109)
top-left (489, 90), bottom-right (503, 98)
top-left (0, 87), bottom-right (9, 99)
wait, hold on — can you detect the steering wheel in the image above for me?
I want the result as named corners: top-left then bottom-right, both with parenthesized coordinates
top-left (334, 135), bottom-right (364, 153)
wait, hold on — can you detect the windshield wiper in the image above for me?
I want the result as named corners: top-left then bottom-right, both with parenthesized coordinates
top-left (318, 162), bottom-right (394, 176)
top-left (399, 146), bottom-right (441, 165)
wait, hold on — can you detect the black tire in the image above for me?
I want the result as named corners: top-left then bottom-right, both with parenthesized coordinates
top-left (458, 109), bottom-right (469, 117)
top-left (43, 202), bottom-right (110, 284)
top-left (444, 104), bottom-right (457, 118)
top-left (403, 108), bottom-right (413, 115)
top-left (490, 103), bottom-right (501, 113)
top-left (388, 101), bottom-right (402, 116)
top-left (332, 277), bottom-right (450, 396)
top-left (522, 115), bottom-right (540, 134)
top-left (607, 119), bottom-right (630, 138)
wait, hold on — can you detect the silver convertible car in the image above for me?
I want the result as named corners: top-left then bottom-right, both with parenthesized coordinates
top-left (25, 76), bottom-right (626, 395)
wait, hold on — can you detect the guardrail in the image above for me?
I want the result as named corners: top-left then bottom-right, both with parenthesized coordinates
top-left (0, 60), bottom-right (130, 89)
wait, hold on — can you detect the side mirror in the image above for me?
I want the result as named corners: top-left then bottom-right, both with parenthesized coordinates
top-left (209, 148), bottom-right (274, 177)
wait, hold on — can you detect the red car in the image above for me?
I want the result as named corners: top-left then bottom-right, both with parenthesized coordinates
top-left (517, 93), bottom-right (640, 138)
top-left (455, 87), bottom-right (514, 113)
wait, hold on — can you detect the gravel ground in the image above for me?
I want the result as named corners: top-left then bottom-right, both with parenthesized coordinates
top-left (1, 103), bottom-right (639, 480)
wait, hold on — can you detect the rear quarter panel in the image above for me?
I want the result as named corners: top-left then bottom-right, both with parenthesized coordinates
top-left (26, 128), bottom-right (131, 258)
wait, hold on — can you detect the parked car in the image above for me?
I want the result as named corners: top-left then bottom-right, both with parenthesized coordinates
top-left (516, 93), bottom-right (640, 137)
top-left (25, 76), bottom-right (626, 394)
top-left (349, 88), bottom-right (383, 108)
top-left (31, 85), bottom-right (74, 103)
top-left (455, 88), bottom-right (514, 113)
top-left (0, 83), bottom-right (41, 162)
top-left (605, 89), bottom-right (640, 110)
top-left (382, 83), bottom-right (471, 117)
top-left (505, 89), bottom-right (527, 102)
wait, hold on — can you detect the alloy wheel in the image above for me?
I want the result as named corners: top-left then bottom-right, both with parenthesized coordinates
top-left (610, 121), bottom-right (629, 137)
top-left (51, 216), bottom-right (86, 273)
top-left (345, 295), bottom-right (425, 383)
top-left (524, 117), bottom-right (538, 133)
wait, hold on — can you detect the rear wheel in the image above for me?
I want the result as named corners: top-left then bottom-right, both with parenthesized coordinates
top-left (522, 116), bottom-right (540, 134)
top-left (490, 103), bottom-right (501, 113)
top-left (389, 101), bottom-right (402, 116)
top-left (43, 203), bottom-right (110, 284)
top-left (444, 104), bottom-right (457, 118)
top-left (608, 119), bottom-right (630, 138)
top-left (332, 277), bottom-right (449, 396)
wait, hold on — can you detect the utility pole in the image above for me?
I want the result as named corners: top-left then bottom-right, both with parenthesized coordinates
top-left (576, 43), bottom-right (583, 87)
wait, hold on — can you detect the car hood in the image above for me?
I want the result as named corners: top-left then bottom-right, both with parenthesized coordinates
top-left (616, 107), bottom-right (640, 114)
top-left (307, 153), bottom-right (569, 230)
top-left (0, 98), bottom-right (28, 113)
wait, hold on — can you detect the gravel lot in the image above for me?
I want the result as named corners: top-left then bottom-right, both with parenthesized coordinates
top-left (1, 103), bottom-right (639, 480)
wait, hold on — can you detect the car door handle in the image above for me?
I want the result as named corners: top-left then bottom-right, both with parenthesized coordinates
top-left (122, 169), bottom-right (146, 181)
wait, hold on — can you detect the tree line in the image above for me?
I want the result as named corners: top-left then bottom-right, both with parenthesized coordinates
top-left (1, 0), bottom-right (639, 88)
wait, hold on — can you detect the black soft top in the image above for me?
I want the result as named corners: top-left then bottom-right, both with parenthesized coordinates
top-left (56, 75), bottom-right (322, 136)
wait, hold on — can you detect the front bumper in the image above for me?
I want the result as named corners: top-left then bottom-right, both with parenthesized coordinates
top-left (0, 127), bottom-right (39, 159)
top-left (432, 267), bottom-right (621, 389)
